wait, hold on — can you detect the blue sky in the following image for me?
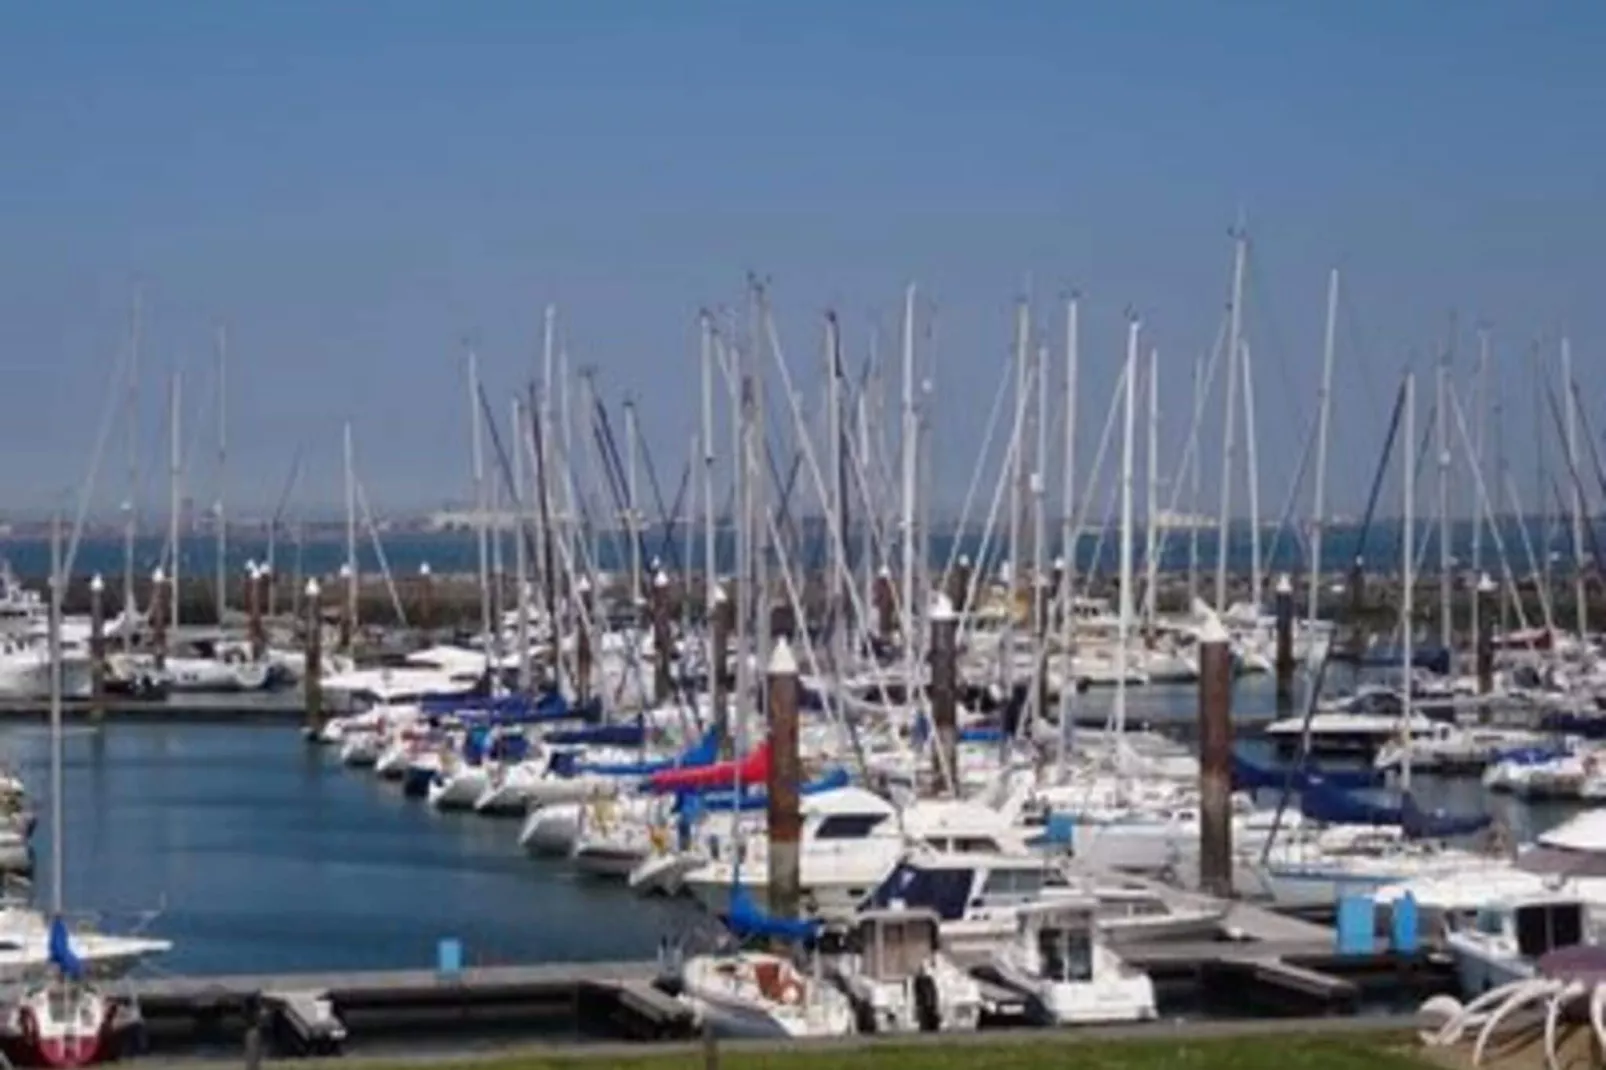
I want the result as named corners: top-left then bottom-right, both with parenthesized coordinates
top-left (1, 2), bottom-right (1601, 521)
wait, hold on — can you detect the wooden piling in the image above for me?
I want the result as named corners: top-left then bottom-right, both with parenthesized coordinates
top-left (574, 575), bottom-right (593, 704)
top-left (247, 561), bottom-right (266, 661)
top-left (88, 573), bottom-right (106, 717)
top-left (1476, 572), bottom-right (1495, 695)
top-left (873, 566), bottom-right (895, 645)
top-left (765, 638), bottom-right (802, 921)
top-left (1197, 614), bottom-right (1234, 898)
top-left (1274, 573), bottom-right (1295, 703)
top-left (303, 578), bottom-right (324, 737)
top-left (652, 570), bottom-right (673, 706)
top-left (928, 594), bottom-right (959, 796)
top-left (948, 554), bottom-right (972, 614)
top-left (417, 562), bottom-right (434, 636)
top-left (150, 567), bottom-right (169, 672)
top-left (711, 585), bottom-right (732, 757)
top-left (337, 564), bottom-right (354, 654)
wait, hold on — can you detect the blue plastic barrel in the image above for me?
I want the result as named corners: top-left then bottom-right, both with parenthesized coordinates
top-left (1334, 894), bottom-right (1375, 955)
top-left (437, 937), bottom-right (463, 975)
top-left (1391, 892), bottom-right (1419, 954)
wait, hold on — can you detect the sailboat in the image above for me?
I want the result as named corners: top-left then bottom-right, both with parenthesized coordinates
top-left (0, 523), bottom-right (165, 1067)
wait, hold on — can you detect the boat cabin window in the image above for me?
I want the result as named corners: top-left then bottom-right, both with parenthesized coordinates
top-left (869, 865), bottom-right (975, 920)
top-left (981, 866), bottom-right (1045, 902)
top-left (1515, 903), bottom-right (1585, 959)
top-left (1474, 908), bottom-right (1504, 937)
top-left (815, 814), bottom-right (888, 840)
top-left (1038, 925), bottom-right (1094, 983)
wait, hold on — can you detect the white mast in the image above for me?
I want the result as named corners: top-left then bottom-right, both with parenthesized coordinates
top-left (1143, 345), bottom-right (1159, 637)
top-left (1402, 371), bottom-right (1416, 793)
top-left (1437, 334), bottom-right (1452, 644)
top-left (1564, 337), bottom-right (1586, 639)
top-left (625, 398), bottom-right (642, 603)
top-left (1471, 326), bottom-right (1489, 653)
top-left (900, 283), bottom-right (918, 654)
top-left (343, 420), bottom-right (358, 643)
top-left (825, 313), bottom-right (846, 671)
top-left (214, 324), bottom-right (228, 627)
top-left (1062, 294), bottom-right (1079, 578)
top-left (1215, 222), bottom-right (1248, 611)
top-left (123, 295), bottom-right (141, 652)
top-left (49, 513), bottom-right (64, 916)
top-left (1005, 297), bottom-right (1028, 691)
top-left (1032, 341), bottom-right (1049, 714)
top-left (1188, 352), bottom-right (1202, 608)
top-left (701, 312), bottom-right (719, 648)
top-left (1309, 268), bottom-right (1339, 639)
top-left (1242, 339), bottom-right (1263, 610)
top-left (168, 369), bottom-right (182, 629)
top-left (512, 397), bottom-right (530, 691)
top-left (1115, 315), bottom-right (1140, 740)
top-left (467, 348), bottom-right (492, 667)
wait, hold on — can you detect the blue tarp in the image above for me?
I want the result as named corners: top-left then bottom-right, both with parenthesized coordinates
top-left (1232, 754), bottom-right (1381, 792)
top-left (723, 880), bottom-right (820, 943)
top-left (546, 722), bottom-right (646, 747)
top-left (48, 916), bottom-right (83, 980)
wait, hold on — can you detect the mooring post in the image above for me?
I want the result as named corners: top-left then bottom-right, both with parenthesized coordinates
top-left (929, 593), bottom-right (959, 796)
top-left (574, 575), bottom-right (593, 704)
top-left (416, 561), bottom-right (433, 636)
top-left (150, 566), bottom-right (168, 673)
top-left (1274, 572), bottom-right (1295, 705)
top-left (873, 564), bottom-right (895, 647)
top-left (1347, 557), bottom-right (1367, 657)
top-left (1197, 613), bottom-right (1234, 898)
top-left (89, 573), bottom-right (106, 717)
top-left (1050, 555), bottom-right (1066, 631)
top-left (1476, 572), bottom-right (1496, 695)
top-left (652, 569), bottom-right (673, 706)
top-left (337, 563), bottom-right (353, 654)
top-left (303, 577), bottom-right (323, 738)
top-left (765, 638), bottom-right (802, 921)
top-left (710, 584), bottom-right (731, 756)
top-left (949, 554), bottom-right (972, 614)
top-left (245, 561), bottom-right (266, 661)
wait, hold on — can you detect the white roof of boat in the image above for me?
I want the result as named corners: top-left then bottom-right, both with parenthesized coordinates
top-left (1538, 809), bottom-right (1606, 852)
top-left (802, 786), bottom-right (895, 817)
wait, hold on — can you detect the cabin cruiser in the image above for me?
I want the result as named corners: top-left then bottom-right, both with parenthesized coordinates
top-left (1443, 893), bottom-right (1590, 997)
top-left (818, 909), bottom-right (981, 1034)
top-left (983, 900), bottom-right (1157, 1026)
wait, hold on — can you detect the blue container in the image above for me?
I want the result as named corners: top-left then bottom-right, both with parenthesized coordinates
top-left (1334, 894), bottom-right (1375, 955)
top-left (1391, 892), bottom-right (1420, 954)
top-left (437, 938), bottom-right (463, 975)
top-left (1043, 813), bottom-right (1076, 848)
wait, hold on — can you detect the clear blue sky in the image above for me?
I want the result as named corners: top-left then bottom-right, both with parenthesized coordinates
top-left (2, 2), bottom-right (1601, 522)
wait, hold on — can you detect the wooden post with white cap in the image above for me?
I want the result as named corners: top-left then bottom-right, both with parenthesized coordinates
top-left (1197, 611), bottom-right (1234, 898)
top-left (1476, 572), bottom-right (1496, 695)
top-left (928, 593), bottom-right (959, 796)
top-left (89, 573), bottom-right (106, 716)
top-left (303, 577), bottom-right (323, 737)
top-left (765, 637), bottom-right (802, 920)
top-left (150, 566), bottom-right (168, 672)
top-left (651, 569), bottom-right (673, 706)
top-left (1274, 572), bottom-right (1295, 705)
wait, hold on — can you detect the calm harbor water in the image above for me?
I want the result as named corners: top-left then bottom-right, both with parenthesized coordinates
top-left (4, 722), bottom-right (698, 976)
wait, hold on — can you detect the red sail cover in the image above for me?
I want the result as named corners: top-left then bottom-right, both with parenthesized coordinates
top-left (645, 742), bottom-right (772, 793)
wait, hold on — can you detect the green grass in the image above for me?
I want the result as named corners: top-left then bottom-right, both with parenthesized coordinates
top-left (335, 1034), bottom-right (1433, 1070)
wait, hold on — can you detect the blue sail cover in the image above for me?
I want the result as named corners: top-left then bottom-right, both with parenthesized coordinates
top-left (546, 722), bottom-right (646, 747)
top-left (47, 916), bottom-right (83, 980)
top-left (1233, 754), bottom-right (1381, 792)
top-left (552, 725), bottom-right (722, 780)
top-left (723, 880), bottom-right (820, 943)
top-left (1298, 777), bottom-right (1402, 824)
top-left (676, 766), bottom-right (851, 815)
top-left (1401, 793), bottom-right (1492, 839)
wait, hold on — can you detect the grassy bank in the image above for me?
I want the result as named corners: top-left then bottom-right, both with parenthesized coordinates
top-left (321, 1034), bottom-right (1432, 1070)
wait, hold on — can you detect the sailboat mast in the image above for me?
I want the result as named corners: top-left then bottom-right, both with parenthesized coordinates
top-left (700, 312), bottom-right (719, 645)
top-left (1188, 352), bottom-right (1202, 609)
top-left (1006, 298), bottom-right (1027, 690)
top-left (1401, 371), bottom-right (1416, 792)
top-left (1309, 268), bottom-right (1339, 637)
top-left (1470, 327), bottom-right (1489, 652)
top-left (900, 284), bottom-right (918, 655)
top-left (343, 420), bottom-right (358, 642)
top-left (1242, 340), bottom-right (1263, 610)
top-left (1564, 337), bottom-right (1586, 638)
top-left (169, 369), bottom-right (182, 629)
top-left (1144, 346), bottom-right (1159, 638)
top-left (123, 295), bottom-right (142, 653)
top-left (1115, 315), bottom-right (1140, 738)
top-left (512, 397), bottom-right (530, 691)
top-left (625, 399), bottom-right (642, 602)
top-left (825, 314), bottom-right (845, 670)
top-left (49, 512), bottom-right (64, 916)
top-left (1215, 224), bottom-right (1247, 610)
top-left (1062, 294), bottom-right (1079, 583)
top-left (1437, 331), bottom-right (1452, 644)
top-left (467, 348), bottom-right (492, 666)
top-left (215, 325), bottom-right (228, 627)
